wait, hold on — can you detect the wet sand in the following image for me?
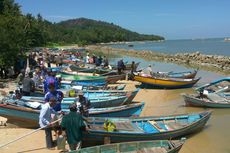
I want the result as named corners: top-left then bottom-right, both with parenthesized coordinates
top-left (1, 78), bottom-right (230, 152)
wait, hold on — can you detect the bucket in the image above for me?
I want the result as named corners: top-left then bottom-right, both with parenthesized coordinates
top-left (57, 135), bottom-right (66, 150)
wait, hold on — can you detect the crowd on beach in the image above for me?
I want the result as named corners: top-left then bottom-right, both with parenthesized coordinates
top-left (0, 49), bottom-right (90, 151)
top-left (0, 47), bottom-right (157, 151)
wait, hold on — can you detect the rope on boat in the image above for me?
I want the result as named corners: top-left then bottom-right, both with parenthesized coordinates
top-left (0, 118), bottom-right (62, 148)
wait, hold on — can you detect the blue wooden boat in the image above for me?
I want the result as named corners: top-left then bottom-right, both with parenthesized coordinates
top-left (182, 93), bottom-right (230, 108)
top-left (63, 88), bottom-right (139, 99)
top-left (62, 95), bottom-right (130, 108)
top-left (6, 89), bottom-right (137, 108)
top-left (134, 74), bottom-right (201, 89)
top-left (63, 102), bottom-right (145, 117)
top-left (73, 139), bottom-right (185, 153)
top-left (0, 102), bottom-right (144, 127)
top-left (82, 111), bottom-right (211, 145)
top-left (69, 64), bottom-right (112, 74)
top-left (57, 72), bottom-right (107, 86)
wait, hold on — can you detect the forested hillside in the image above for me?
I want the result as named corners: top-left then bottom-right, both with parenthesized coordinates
top-left (56, 18), bottom-right (164, 44)
top-left (0, 0), bottom-right (164, 67)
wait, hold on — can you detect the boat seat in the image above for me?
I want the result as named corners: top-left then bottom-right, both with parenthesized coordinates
top-left (116, 122), bottom-right (143, 132)
top-left (207, 93), bottom-right (227, 102)
top-left (89, 124), bottom-right (105, 131)
top-left (148, 121), bottom-right (166, 132)
top-left (138, 147), bottom-right (167, 153)
top-left (164, 121), bottom-right (186, 130)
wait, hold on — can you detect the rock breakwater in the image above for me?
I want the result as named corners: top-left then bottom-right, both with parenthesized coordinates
top-left (86, 45), bottom-right (230, 74)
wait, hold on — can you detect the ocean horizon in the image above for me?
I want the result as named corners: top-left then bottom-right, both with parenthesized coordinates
top-left (108, 37), bottom-right (230, 56)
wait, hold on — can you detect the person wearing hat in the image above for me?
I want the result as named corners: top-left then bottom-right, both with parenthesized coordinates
top-left (39, 97), bottom-right (57, 149)
top-left (61, 103), bottom-right (86, 151)
top-left (144, 64), bottom-right (153, 76)
top-left (77, 91), bottom-right (91, 116)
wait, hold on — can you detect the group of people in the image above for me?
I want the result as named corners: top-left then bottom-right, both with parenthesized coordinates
top-left (86, 53), bottom-right (109, 68)
top-left (39, 86), bottom-right (90, 150)
top-left (6, 50), bottom-right (90, 151)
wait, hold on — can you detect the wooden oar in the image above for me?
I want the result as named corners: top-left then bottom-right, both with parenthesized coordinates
top-left (0, 118), bottom-right (62, 148)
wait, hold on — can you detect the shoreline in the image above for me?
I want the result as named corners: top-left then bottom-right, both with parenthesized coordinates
top-left (86, 45), bottom-right (230, 75)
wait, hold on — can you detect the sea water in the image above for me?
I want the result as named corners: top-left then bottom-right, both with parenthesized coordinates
top-left (109, 38), bottom-right (230, 56)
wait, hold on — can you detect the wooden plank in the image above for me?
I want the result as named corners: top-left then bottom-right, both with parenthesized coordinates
top-left (148, 121), bottom-right (165, 132)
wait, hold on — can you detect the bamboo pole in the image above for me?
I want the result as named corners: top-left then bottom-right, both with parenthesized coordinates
top-left (0, 118), bottom-right (62, 148)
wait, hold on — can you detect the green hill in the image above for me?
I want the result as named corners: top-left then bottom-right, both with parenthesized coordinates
top-left (55, 18), bottom-right (164, 44)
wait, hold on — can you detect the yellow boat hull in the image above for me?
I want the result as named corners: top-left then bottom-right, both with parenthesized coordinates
top-left (134, 75), bottom-right (200, 89)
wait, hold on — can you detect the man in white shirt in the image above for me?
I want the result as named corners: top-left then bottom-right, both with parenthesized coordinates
top-left (39, 97), bottom-right (57, 149)
top-left (144, 64), bottom-right (153, 75)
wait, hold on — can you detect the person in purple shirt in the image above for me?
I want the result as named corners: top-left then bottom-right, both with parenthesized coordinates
top-left (44, 83), bottom-right (63, 112)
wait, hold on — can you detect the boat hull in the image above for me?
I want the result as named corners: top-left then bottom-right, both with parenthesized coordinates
top-left (134, 75), bottom-right (200, 89)
top-left (0, 103), bottom-right (144, 127)
top-left (78, 140), bottom-right (184, 153)
top-left (82, 111), bottom-right (211, 145)
top-left (183, 94), bottom-right (230, 108)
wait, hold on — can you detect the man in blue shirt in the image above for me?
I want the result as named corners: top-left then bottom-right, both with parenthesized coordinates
top-left (39, 97), bottom-right (57, 149)
top-left (44, 83), bottom-right (63, 112)
top-left (43, 69), bottom-right (59, 93)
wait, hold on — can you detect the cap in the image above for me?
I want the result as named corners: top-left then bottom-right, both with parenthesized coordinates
top-left (69, 103), bottom-right (77, 111)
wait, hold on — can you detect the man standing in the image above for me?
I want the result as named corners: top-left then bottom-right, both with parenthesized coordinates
top-left (44, 83), bottom-right (63, 112)
top-left (117, 59), bottom-right (126, 75)
top-left (61, 103), bottom-right (86, 151)
top-left (39, 97), bottom-right (57, 149)
top-left (22, 72), bottom-right (35, 96)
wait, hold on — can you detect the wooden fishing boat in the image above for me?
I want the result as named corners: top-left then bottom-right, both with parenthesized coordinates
top-left (58, 72), bottom-right (125, 85)
top-left (13, 92), bottom-right (133, 108)
top-left (195, 77), bottom-right (230, 94)
top-left (57, 72), bottom-right (106, 82)
top-left (63, 102), bottom-right (145, 117)
top-left (156, 69), bottom-right (198, 79)
top-left (182, 93), bottom-right (230, 108)
top-left (134, 74), bottom-right (201, 89)
top-left (0, 102), bottom-right (144, 127)
top-left (63, 88), bottom-right (139, 108)
top-left (58, 72), bottom-right (107, 86)
top-left (63, 88), bottom-right (139, 100)
top-left (62, 95), bottom-right (129, 108)
top-left (60, 81), bottom-right (126, 90)
top-left (69, 64), bottom-right (111, 74)
top-left (106, 74), bottom-right (126, 83)
top-left (75, 139), bottom-right (185, 153)
top-left (82, 111), bottom-right (211, 145)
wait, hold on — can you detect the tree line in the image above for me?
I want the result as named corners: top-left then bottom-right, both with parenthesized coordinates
top-left (0, 0), bottom-right (164, 67)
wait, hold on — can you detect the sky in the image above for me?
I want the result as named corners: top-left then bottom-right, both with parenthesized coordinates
top-left (15, 0), bottom-right (230, 40)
